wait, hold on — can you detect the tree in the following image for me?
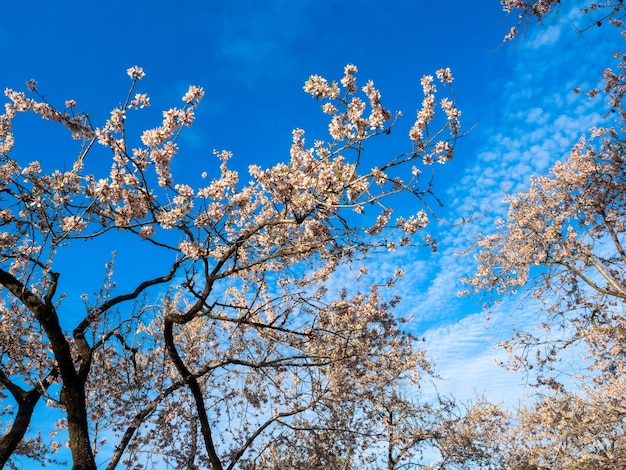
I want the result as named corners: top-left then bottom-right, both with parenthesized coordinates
top-left (0, 63), bottom-right (463, 469)
top-left (501, 0), bottom-right (626, 41)
top-left (465, 1), bottom-right (626, 467)
top-left (256, 390), bottom-right (512, 470)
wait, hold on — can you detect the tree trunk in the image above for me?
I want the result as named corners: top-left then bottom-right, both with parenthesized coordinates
top-left (0, 388), bottom-right (39, 468)
top-left (0, 269), bottom-right (96, 470)
top-left (63, 381), bottom-right (97, 470)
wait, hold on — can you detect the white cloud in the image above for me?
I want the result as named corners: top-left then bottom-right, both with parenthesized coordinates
top-left (396, 1), bottom-right (622, 407)
top-left (524, 23), bottom-right (562, 49)
top-left (419, 296), bottom-right (540, 407)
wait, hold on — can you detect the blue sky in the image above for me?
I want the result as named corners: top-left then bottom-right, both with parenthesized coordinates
top-left (1, 0), bottom-right (622, 466)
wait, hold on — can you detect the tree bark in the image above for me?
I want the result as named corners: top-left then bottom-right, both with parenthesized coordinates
top-left (63, 381), bottom-right (96, 470)
top-left (0, 388), bottom-right (38, 468)
top-left (0, 368), bottom-right (57, 468)
top-left (0, 269), bottom-right (96, 470)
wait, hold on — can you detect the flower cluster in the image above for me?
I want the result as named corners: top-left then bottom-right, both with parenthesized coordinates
top-left (409, 69), bottom-right (460, 163)
top-left (0, 63), bottom-right (466, 470)
top-left (396, 211), bottom-right (429, 234)
top-left (182, 85), bottom-right (204, 105)
top-left (303, 64), bottom-right (396, 143)
top-left (303, 74), bottom-right (339, 100)
top-left (126, 66), bottom-right (146, 80)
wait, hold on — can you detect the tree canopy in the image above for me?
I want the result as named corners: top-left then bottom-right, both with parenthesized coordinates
top-left (0, 62), bottom-right (475, 469)
top-left (2, 1), bottom-right (626, 469)
top-left (465, 1), bottom-right (626, 468)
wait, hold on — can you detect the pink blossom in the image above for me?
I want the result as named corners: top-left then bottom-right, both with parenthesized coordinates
top-left (60, 215), bottom-right (87, 233)
top-left (182, 85), bottom-right (204, 104)
top-left (126, 66), bottom-right (145, 79)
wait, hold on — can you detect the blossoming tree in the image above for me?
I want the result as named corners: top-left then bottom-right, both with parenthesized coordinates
top-left (465, 1), bottom-right (626, 467)
top-left (0, 63), bottom-right (463, 469)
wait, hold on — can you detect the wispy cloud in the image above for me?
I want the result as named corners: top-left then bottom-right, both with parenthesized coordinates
top-left (395, 2), bottom-right (620, 403)
top-left (424, 318), bottom-right (524, 405)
